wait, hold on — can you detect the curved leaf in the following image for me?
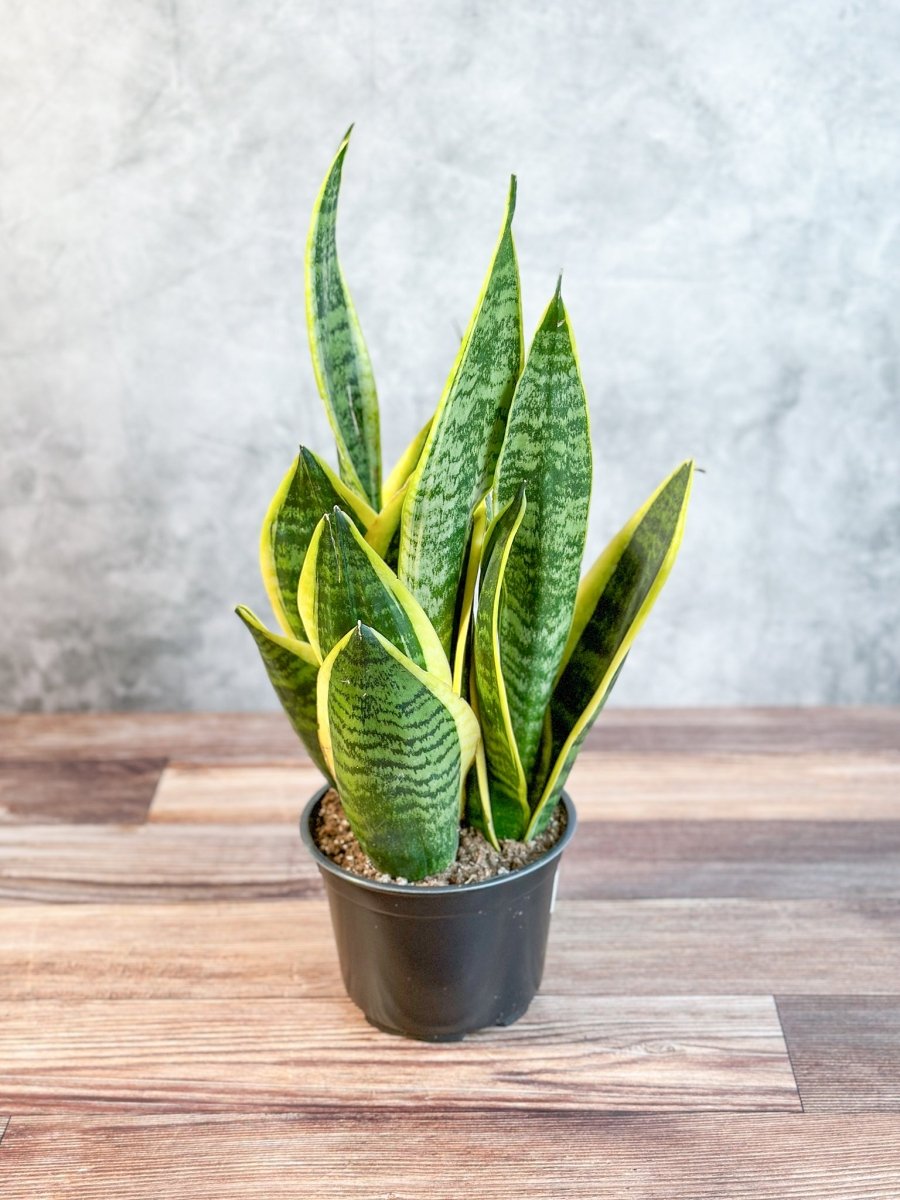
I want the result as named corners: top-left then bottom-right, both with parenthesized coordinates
top-left (492, 280), bottom-right (592, 788)
top-left (383, 416), bottom-right (433, 502)
top-left (260, 446), bottom-right (376, 639)
top-left (235, 605), bottom-right (332, 782)
top-left (298, 506), bottom-right (450, 684)
top-left (305, 127), bottom-right (381, 506)
top-left (317, 624), bottom-right (480, 879)
top-left (527, 460), bottom-right (694, 837)
top-left (472, 485), bottom-right (530, 839)
top-left (364, 480), bottom-right (408, 570)
top-left (451, 500), bottom-right (487, 695)
top-left (398, 177), bottom-right (523, 654)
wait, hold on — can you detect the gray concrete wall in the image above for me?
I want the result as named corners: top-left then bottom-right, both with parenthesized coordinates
top-left (2, 0), bottom-right (898, 711)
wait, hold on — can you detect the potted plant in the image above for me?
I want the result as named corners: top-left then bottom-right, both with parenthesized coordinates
top-left (237, 129), bottom-right (693, 1040)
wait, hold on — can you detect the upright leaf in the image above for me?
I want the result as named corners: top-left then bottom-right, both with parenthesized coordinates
top-left (235, 605), bottom-right (332, 782)
top-left (318, 624), bottom-right (480, 879)
top-left (382, 416), bottom-right (433, 502)
top-left (298, 506), bottom-right (450, 684)
top-left (451, 500), bottom-right (487, 695)
top-left (306, 128), bottom-right (381, 507)
top-left (472, 486), bottom-right (531, 839)
top-left (364, 480), bottom-right (408, 570)
top-left (528, 461), bottom-right (694, 836)
top-left (398, 178), bottom-right (523, 654)
top-left (260, 446), bottom-right (376, 639)
top-left (493, 281), bottom-right (592, 787)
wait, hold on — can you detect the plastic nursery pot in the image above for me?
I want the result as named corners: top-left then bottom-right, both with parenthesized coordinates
top-left (300, 786), bottom-right (577, 1042)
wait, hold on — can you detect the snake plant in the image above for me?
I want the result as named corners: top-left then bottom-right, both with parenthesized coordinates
top-left (237, 129), bottom-right (694, 881)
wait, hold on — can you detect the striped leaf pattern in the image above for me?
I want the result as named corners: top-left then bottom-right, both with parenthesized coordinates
top-left (234, 606), bottom-right (332, 782)
top-left (317, 624), bottom-right (481, 879)
top-left (528, 461), bottom-right (694, 836)
top-left (260, 446), bottom-right (375, 639)
top-left (298, 506), bottom-right (450, 683)
top-left (492, 282), bottom-right (592, 788)
top-left (472, 486), bottom-right (530, 839)
top-left (398, 178), bottom-right (523, 656)
top-left (306, 128), bottom-right (381, 507)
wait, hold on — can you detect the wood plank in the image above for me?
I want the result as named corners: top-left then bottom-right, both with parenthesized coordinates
top-left (2, 899), bottom-right (898, 999)
top-left (1, 1114), bottom-right (898, 1198)
top-left (148, 753), bottom-right (900, 825)
top-left (149, 764), bottom-right (325, 823)
top-left (0, 759), bottom-right (166, 825)
top-left (1, 708), bottom-right (897, 762)
top-left (0, 825), bottom-right (318, 902)
top-left (0, 994), bottom-right (798, 1114)
top-left (3, 818), bottom-right (898, 903)
top-left (563, 821), bottom-right (900, 899)
top-left (568, 751), bottom-right (900, 819)
top-left (776, 996), bottom-right (900, 1111)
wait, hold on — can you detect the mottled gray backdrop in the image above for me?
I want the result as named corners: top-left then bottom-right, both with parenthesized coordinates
top-left (2, 1), bottom-right (899, 711)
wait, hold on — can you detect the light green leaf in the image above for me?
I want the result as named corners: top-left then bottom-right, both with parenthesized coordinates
top-left (305, 127), bottom-right (381, 507)
top-left (472, 485), bottom-right (530, 839)
top-left (235, 605), bottom-right (332, 782)
top-left (298, 506), bottom-right (451, 684)
top-left (492, 280), bottom-right (592, 788)
top-left (318, 624), bottom-right (480, 879)
top-left (451, 500), bottom-right (487, 695)
top-left (260, 446), bottom-right (376, 639)
top-left (527, 460), bottom-right (694, 838)
top-left (398, 178), bottom-right (523, 655)
top-left (383, 416), bottom-right (433, 502)
top-left (364, 480), bottom-right (408, 570)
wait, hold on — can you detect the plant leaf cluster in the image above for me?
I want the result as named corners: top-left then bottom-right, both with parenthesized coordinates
top-left (238, 130), bottom-right (694, 879)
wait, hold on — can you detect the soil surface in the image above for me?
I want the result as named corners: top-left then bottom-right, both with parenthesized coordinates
top-left (313, 788), bottom-right (566, 886)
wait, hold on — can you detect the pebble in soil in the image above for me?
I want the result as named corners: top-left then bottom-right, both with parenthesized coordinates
top-left (313, 788), bottom-right (566, 886)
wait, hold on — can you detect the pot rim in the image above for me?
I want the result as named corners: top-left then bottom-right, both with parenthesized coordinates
top-left (300, 784), bottom-right (577, 897)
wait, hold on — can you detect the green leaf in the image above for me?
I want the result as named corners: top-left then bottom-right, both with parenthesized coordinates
top-left (492, 280), bottom-right (592, 788)
top-left (306, 127), bottom-right (381, 507)
top-left (235, 605), bottom-right (332, 782)
top-left (398, 178), bottom-right (523, 655)
top-left (527, 460), bottom-right (694, 837)
top-left (383, 416), bottom-right (433, 502)
top-left (364, 480), bottom-right (408, 570)
top-left (260, 446), bottom-right (376, 639)
top-left (451, 500), bottom-right (487, 695)
top-left (298, 506), bottom-right (451, 684)
top-left (318, 624), bottom-right (480, 879)
top-left (472, 485), bottom-right (531, 839)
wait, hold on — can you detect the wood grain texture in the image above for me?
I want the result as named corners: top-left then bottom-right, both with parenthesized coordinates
top-left (0, 825), bottom-right (317, 902)
top-left (568, 751), bottom-right (900, 819)
top-left (563, 820), bottom-right (900, 898)
top-left (776, 996), bottom-right (900, 1111)
top-left (149, 764), bottom-right (324, 823)
top-left (1, 1114), bottom-right (898, 1199)
top-left (0, 760), bottom-right (166, 824)
top-left (2, 707), bottom-right (897, 761)
top-left (0, 995), bottom-right (798, 1114)
top-left (2, 899), bottom-right (897, 999)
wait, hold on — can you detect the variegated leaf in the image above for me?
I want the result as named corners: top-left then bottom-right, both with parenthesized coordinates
top-left (317, 624), bottom-right (480, 879)
top-left (260, 446), bottom-right (376, 639)
top-left (472, 485), bottom-right (531, 839)
top-left (493, 281), bottom-right (592, 788)
top-left (235, 605), bottom-right (332, 782)
top-left (528, 460), bottom-right (694, 837)
top-left (306, 128), bottom-right (381, 507)
top-left (298, 506), bottom-right (450, 683)
top-left (398, 178), bottom-right (523, 654)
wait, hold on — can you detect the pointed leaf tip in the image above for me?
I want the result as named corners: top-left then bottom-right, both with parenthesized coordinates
top-left (538, 277), bottom-right (567, 334)
top-left (505, 176), bottom-right (517, 228)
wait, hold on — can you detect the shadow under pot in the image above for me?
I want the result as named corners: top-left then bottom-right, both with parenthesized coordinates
top-left (300, 785), bottom-right (577, 1042)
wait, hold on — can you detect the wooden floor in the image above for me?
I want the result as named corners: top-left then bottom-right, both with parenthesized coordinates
top-left (0, 708), bottom-right (898, 1197)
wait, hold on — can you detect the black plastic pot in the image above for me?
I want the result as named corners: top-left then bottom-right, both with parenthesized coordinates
top-left (300, 786), bottom-right (576, 1041)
